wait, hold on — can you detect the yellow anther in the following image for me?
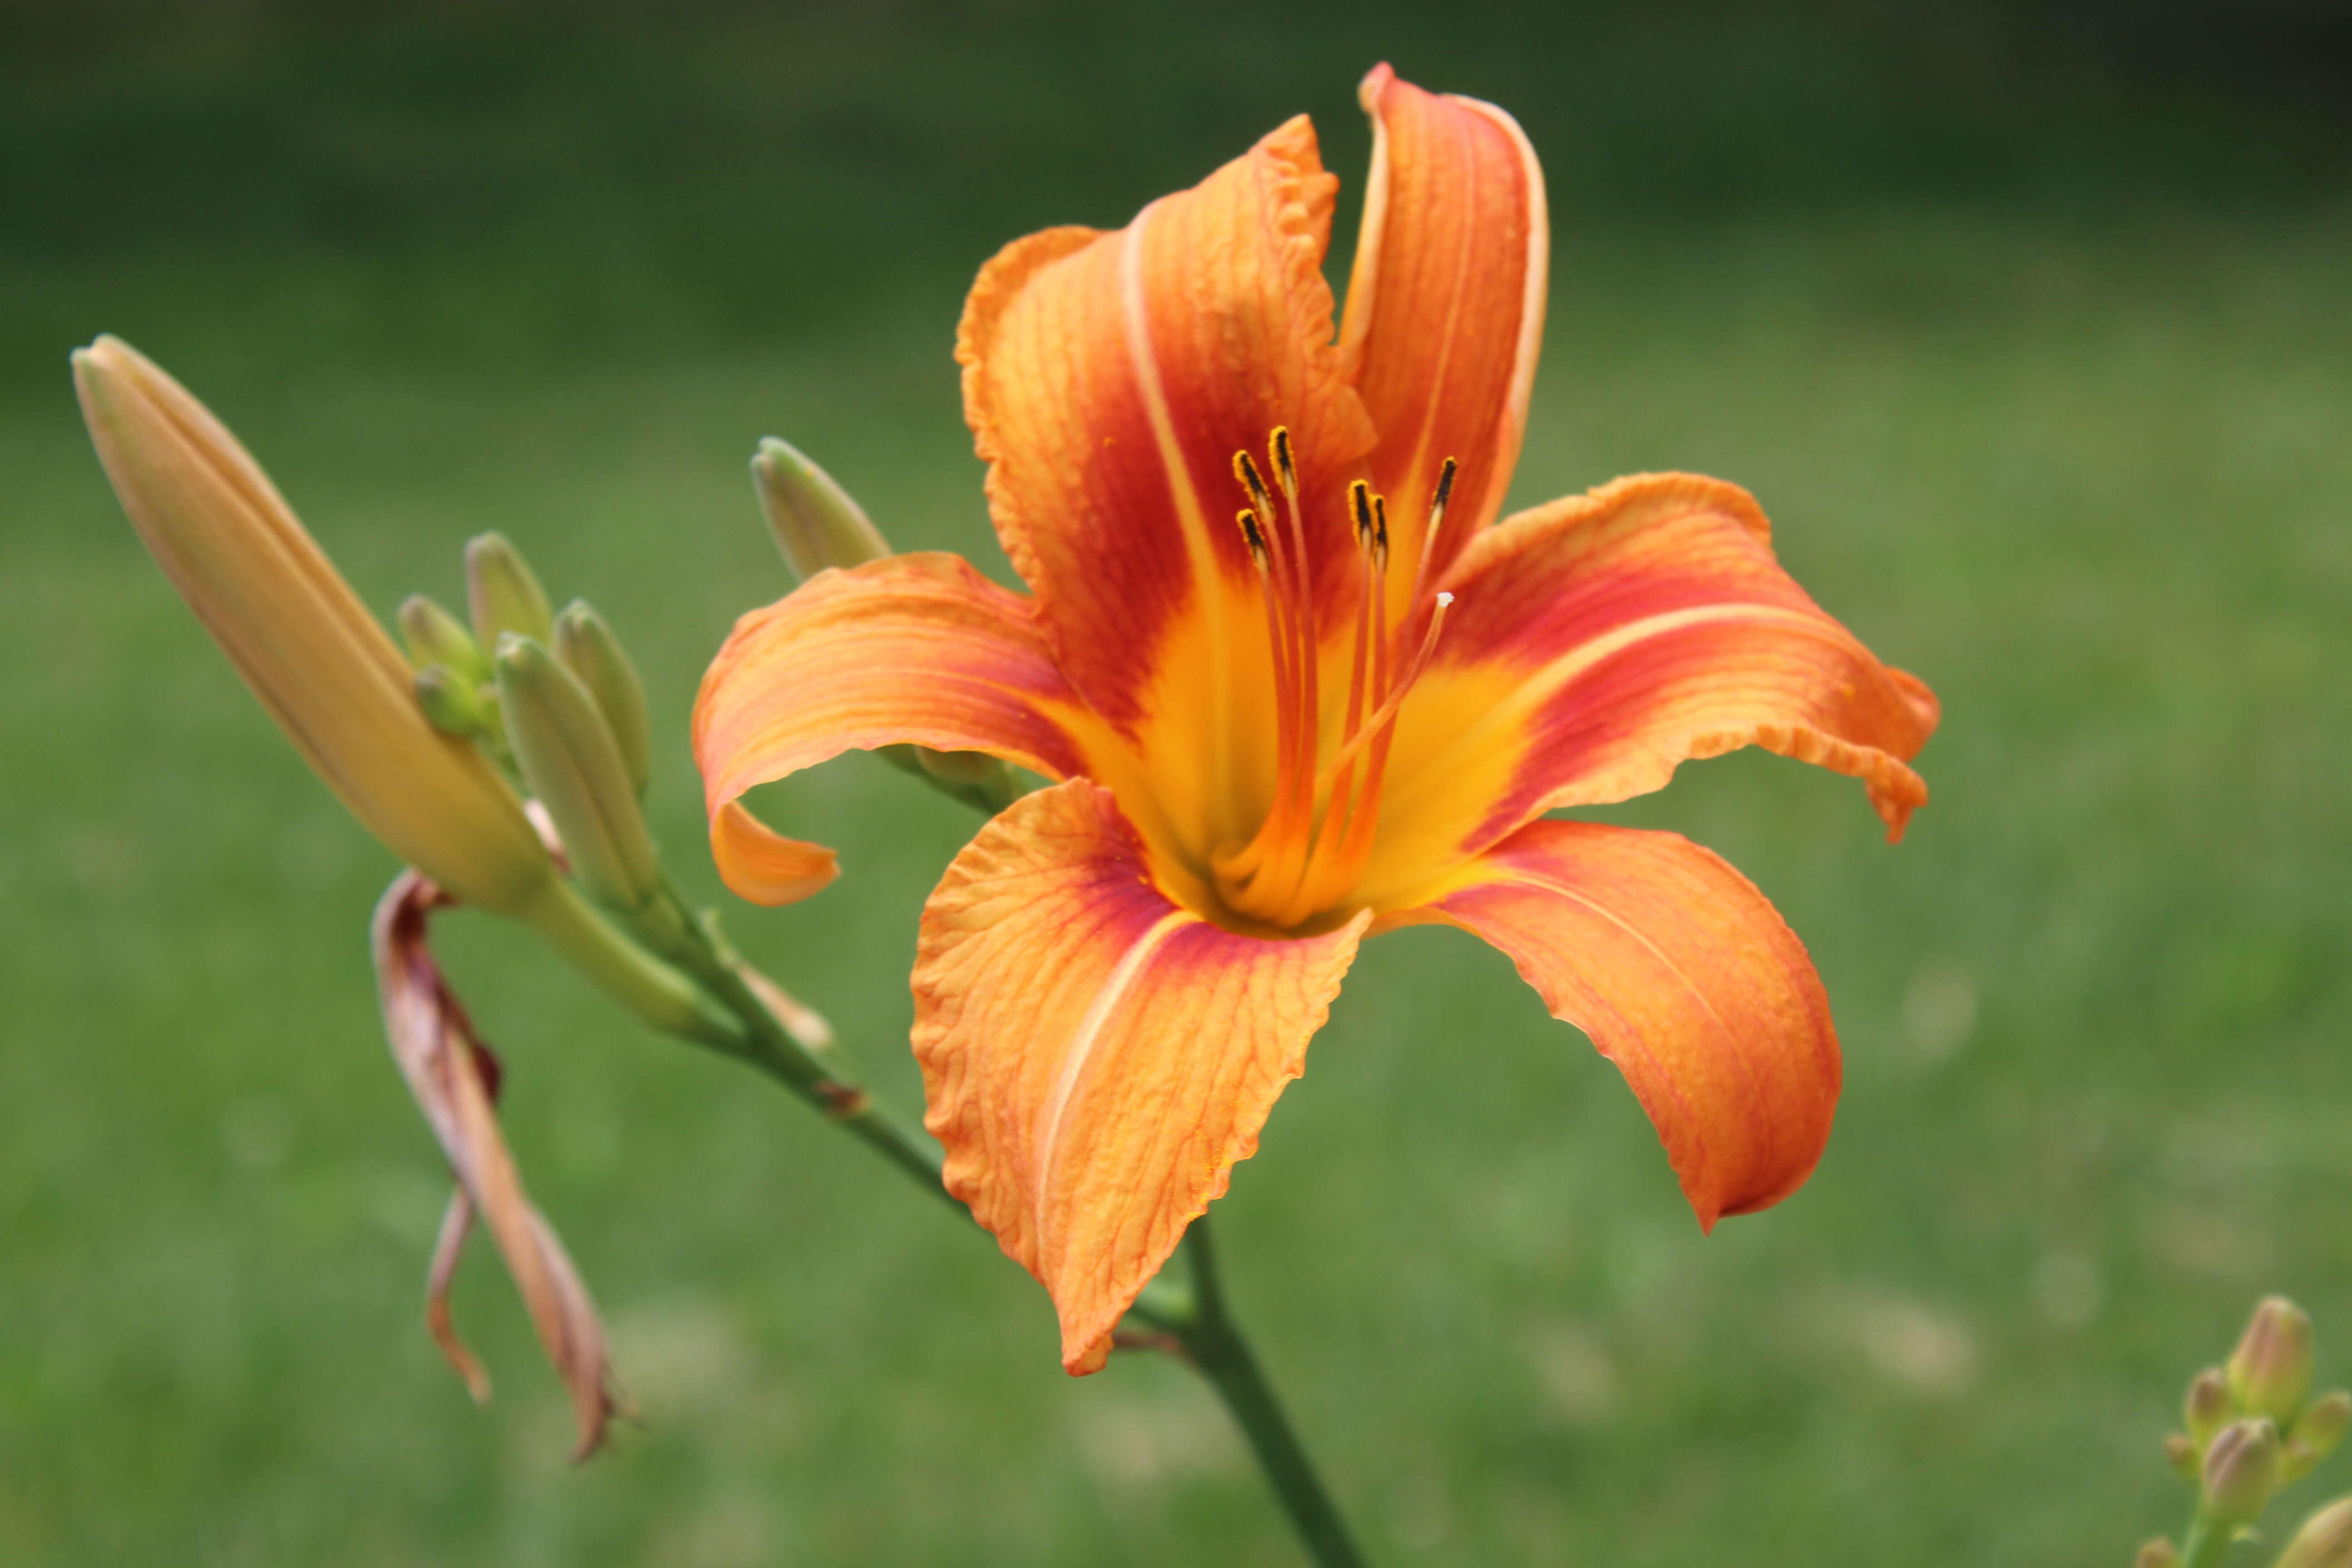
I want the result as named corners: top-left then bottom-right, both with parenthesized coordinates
top-left (1270, 426), bottom-right (1298, 500)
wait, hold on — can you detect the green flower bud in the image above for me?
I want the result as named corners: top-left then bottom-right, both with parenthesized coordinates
top-left (2278, 1499), bottom-right (2352, 1568)
top-left (553, 600), bottom-right (652, 798)
top-left (916, 745), bottom-right (1006, 785)
top-left (2202, 1416), bottom-right (2283, 1532)
top-left (397, 593), bottom-right (488, 684)
top-left (466, 531), bottom-right (554, 651)
top-left (750, 436), bottom-right (889, 582)
top-left (917, 745), bottom-right (1020, 807)
top-left (495, 633), bottom-right (662, 914)
top-left (2287, 1392), bottom-right (2352, 1483)
top-left (413, 666), bottom-right (490, 738)
top-left (2187, 1368), bottom-right (2234, 1450)
top-left (2233, 1298), bottom-right (2317, 1429)
top-left (2166, 1433), bottom-right (2201, 1483)
top-left (2134, 1539), bottom-right (2183, 1568)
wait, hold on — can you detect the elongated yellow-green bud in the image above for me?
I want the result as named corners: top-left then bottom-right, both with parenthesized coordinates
top-left (553, 600), bottom-right (652, 798)
top-left (2288, 1392), bottom-right (2352, 1482)
top-left (73, 335), bottom-right (554, 915)
top-left (495, 633), bottom-right (661, 913)
top-left (750, 436), bottom-right (889, 582)
top-left (398, 593), bottom-right (487, 683)
top-left (2133, 1539), bottom-right (2182, 1568)
top-left (2278, 1499), bottom-right (2352, 1568)
top-left (466, 531), bottom-right (554, 651)
top-left (2234, 1298), bottom-right (2317, 1429)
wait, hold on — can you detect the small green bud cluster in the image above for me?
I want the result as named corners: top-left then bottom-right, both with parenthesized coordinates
top-left (399, 534), bottom-right (664, 922)
top-left (2145, 1297), bottom-right (2352, 1568)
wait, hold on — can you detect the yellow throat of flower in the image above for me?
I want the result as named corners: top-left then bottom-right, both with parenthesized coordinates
top-left (1210, 428), bottom-right (1455, 929)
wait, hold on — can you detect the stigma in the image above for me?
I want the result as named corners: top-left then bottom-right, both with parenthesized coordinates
top-left (1211, 430), bottom-right (1456, 927)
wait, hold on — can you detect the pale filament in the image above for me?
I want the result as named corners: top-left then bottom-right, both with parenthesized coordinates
top-left (1211, 432), bottom-right (1458, 927)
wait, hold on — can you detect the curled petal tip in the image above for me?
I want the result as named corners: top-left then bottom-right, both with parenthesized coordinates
top-left (711, 801), bottom-right (838, 907)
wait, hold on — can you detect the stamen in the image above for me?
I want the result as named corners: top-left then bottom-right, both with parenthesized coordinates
top-left (1349, 480), bottom-right (1374, 549)
top-left (1429, 456), bottom-right (1458, 531)
top-left (1270, 427), bottom-right (1298, 500)
top-left (1235, 507), bottom-right (1269, 572)
top-left (1406, 456), bottom-right (1459, 607)
top-left (1233, 451), bottom-right (1274, 522)
top-left (1312, 592), bottom-right (1452, 795)
top-left (1215, 432), bottom-right (1456, 926)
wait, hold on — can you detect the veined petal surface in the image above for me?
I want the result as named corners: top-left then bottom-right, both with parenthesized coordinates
top-left (1363, 474), bottom-right (1938, 908)
top-left (912, 781), bottom-right (1366, 1372)
top-left (692, 553), bottom-right (1101, 903)
top-left (1394, 818), bottom-right (1838, 1227)
top-left (957, 114), bottom-right (1377, 858)
top-left (1340, 63), bottom-right (1548, 616)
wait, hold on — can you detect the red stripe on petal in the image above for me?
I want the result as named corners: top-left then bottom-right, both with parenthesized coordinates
top-left (956, 116), bottom-right (1375, 740)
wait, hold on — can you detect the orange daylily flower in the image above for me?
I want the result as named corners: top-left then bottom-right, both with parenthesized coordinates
top-left (694, 64), bottom-right (1939, 1374)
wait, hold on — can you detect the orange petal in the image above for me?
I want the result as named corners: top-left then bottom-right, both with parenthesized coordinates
top-left (710, 802), bottom-right (838, 906)
top-left (1339, 64), bottom-right (1547, 617)
top-left (956, 115), bottom-right (1375, 737)
top-left (1391, 819), bottom-right (1839, 1228)
top-left (911, 780), bottom-right (1367, 1372)
top-left (1367, 474), bottom-right (1937, 905)
top-left (692, 552), bottom-right (1104, 904)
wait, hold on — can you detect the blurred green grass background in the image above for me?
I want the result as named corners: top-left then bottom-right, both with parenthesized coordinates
top-left (5, 2), bottom-right (2351, 1562)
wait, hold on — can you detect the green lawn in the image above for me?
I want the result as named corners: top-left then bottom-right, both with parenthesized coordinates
top-left (6, 11), bottom-right (2352, 1566)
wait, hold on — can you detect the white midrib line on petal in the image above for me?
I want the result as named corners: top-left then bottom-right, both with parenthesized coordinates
top-left (1486, 861), bottom-right (1750, 1191)
top-left (1033, 908), bottom-right (1195, 1233)
top-left (1120, 207), bottom-right (1230, 808)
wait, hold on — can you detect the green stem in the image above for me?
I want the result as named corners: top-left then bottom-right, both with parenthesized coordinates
top-left (1165, 1215), bottom-right (1369, 1568)
top-left (2180, 1513), bottom-right (2235, 1568)
top-left (516, 877), bottom-right (744, 1047)
top-left (582, 872), bottom-right (1363, 1562)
